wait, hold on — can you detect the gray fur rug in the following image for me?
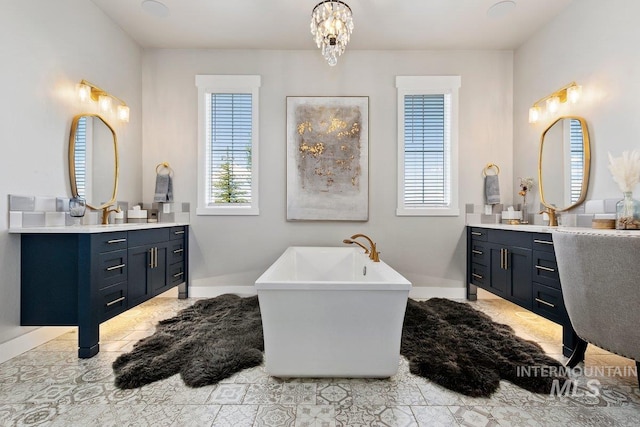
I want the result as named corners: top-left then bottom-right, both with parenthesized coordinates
top-left (112, 294), bottom-right (567, 397)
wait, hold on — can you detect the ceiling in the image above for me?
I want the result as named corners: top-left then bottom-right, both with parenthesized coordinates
top-left (90, 0), bottom-right (574, 51)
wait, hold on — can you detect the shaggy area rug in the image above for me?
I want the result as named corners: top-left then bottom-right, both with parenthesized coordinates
top-left (112, 294), bottom-right (567, 397)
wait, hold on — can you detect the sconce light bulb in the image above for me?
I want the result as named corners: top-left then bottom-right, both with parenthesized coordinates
top-left (567, 84), bottom-right (582, 104)
top-left (98, 94), bottom-right (112, 113)
top-left (77, 83), bottom-right (91, 102)
top-left (117, 105), bottom-right (130, 122)
top-left (546, 95), bottom-right (560, 113)
top-left (528, 106), bottom-right (541, 124)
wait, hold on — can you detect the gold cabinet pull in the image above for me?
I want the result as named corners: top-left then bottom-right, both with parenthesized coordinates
top-left (535, 265), bottom-right (555, 272)
top-left (534, 239), bottom-right (553, 245)
top-left (149, 248), bottom-right (154, 268)
top-left (106, 263), bottom-right (125, 271)
top-left (535, 297), bottom-right (555, 308)
top-left (472, 273), bottom-right (483, 280)
top-left (173, 248), bottom-right (184, 254)
top-left (472, 250), bottom-right (483, 255)
top-left (471, 231), bottom-right (482, 236)
top-left (106, 296), bottom-right (125, 307)
top-left (154, 247), bottom-right (158, 268)
top-left (107, 238), bottom-right (126, 244)
top-left (173, 271), bottom-right (184, 278)
top-left (504, 249), bottom-right (508, 270)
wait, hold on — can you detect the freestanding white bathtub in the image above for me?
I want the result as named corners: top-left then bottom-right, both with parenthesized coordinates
top-left (255, 246), bottom-right (412, 378)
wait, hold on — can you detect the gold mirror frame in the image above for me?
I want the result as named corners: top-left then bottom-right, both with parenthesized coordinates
top-left (538, 116), bottom-right (591, 215)
top-left (68, 114), bottom-right (119, 211)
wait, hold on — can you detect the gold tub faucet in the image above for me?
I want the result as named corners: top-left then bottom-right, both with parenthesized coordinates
top-left (344, 233), bottom-right (380, 262)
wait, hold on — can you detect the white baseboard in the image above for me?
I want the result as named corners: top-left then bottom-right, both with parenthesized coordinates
top-left (409, 287), bottom-right (467, 300)
top-left (0, 326), bottom-right (73, 364)
top-left (189, 285), bottom-right (257, 298)
top-left (188, 285), bottom-right (466, 300)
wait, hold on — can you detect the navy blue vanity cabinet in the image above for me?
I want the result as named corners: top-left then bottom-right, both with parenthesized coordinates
top-left (167, 226), bottom-right (187, 291)
top-left (20, 225), bottom-right (189, 358)
top-left (466, 226), bottom-right (577, 357)
top-left (127, 228), bottom-right (170, 306)
top-left (487, 229), bottom-right (533, 309)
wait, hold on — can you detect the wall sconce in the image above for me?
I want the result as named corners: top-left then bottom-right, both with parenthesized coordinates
top-left (528, 82), bottom-right (582, 124)
top-left (76, 79), bottom-right (130, 123)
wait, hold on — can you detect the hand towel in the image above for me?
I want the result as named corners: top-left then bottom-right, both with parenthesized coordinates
top-left (484, 174), bottom-right (500, 205)
top-left (154, 174), bottom-right (174, 202)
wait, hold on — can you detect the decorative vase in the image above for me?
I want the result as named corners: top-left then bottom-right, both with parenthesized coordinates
top-left (69, 196), bottom-right (86, 226)
top-left (615, 192), bottom-right (640, 230)
top-left (521, 194), bottom-right (529, 224)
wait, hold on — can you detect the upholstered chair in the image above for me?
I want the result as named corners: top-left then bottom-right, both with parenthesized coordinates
top-left (553, 229), bottom-right (639, 387)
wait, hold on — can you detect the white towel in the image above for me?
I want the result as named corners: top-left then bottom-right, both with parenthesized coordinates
top-left (154, 174), bottom-right (173, 202)
top-left (484, 175), bottom-right (500, 205)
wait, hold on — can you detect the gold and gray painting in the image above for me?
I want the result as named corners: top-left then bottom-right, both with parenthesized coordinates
top-left (286, 97), bottom-right (369, 221)
top-left (295, 106), bottom-right (362, 194)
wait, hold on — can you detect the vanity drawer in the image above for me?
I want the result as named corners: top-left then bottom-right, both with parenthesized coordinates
top-left (533, 250), bottom-right (560, 289)
top-left (93, 232), bottom-right (127, 253)
top-left (469, 227), bottom-right (488, 242)
top-left (128, 228), bottom-right (170, 247)
top-left (532, 282), bottom-right (568, 324)
top-left (470, 263), bottom-right (488, 287)
top-left (170, 226), bottom-right (186, 240)
top-left (532, 233), bottom-right (555, 252)
top-left (168, 262), bottom-right (186, 286)
top-left (169, 240), bottom-right (185, 264)
top-left (488, 229), bottom-right (531, 249)
top-left (97, 249), bottom-right (128, 289)
top-left (470, 241), bottom-right (489, 266)
top-left (99, 282), bottom-right (128, 322)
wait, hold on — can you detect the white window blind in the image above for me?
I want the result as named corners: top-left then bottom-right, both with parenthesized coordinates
top-left (196, 75), bottom-right (260, 216)
top-left (206, 93), bottom-right (253, 205)
top-left (403, 94), bottom-right (450, 207)
top-left (569, 118), bottom-right (584, 204)
top-left (74, 116), bottom-right (88, 199)
top-left (396, 76), bottom-right (460, 217)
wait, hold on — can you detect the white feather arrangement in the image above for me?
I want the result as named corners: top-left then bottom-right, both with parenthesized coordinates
top-left (608, 150), bottom-right (640, 193)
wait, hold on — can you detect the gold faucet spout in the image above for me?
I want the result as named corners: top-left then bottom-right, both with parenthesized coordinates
top-left (102, 206), bottom-right (121, 225)
top-left (343, 239), bottom-right (370, 254)
top-left (539, 207), bottom-right (558, 226)
top-left (348, 233), bottom-right (380, 262)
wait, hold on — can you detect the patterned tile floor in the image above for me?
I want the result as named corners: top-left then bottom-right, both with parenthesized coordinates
top-left (1, 295), bottom-right (639, 426)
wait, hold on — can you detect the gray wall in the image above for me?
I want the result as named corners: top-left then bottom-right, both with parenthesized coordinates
top-left (141, 49), bottom-right (514, 292)
top-left (514, 0), bottom-right (640, 205)
top-left (0, 0), bottom-right (142, 345)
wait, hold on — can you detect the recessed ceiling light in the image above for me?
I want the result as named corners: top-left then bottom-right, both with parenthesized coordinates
top-left (141, 0), bottom-right (169, 18)
top-left (487, 0), bottom-right (516, 18)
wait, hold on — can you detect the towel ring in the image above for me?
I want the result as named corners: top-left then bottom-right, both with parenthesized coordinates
top-left (156, 162), bottom-right (174, 177)
top-left (482, 163), bottom-right (500, 177)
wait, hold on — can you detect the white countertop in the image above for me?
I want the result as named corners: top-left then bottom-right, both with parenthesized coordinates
top-left (467, 223), bottom-right (640, 236)
top-left (8, 222), bottom-right (188, 234)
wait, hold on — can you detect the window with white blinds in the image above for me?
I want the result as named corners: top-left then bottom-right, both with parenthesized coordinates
top-left (569, 118), bottom-right (584, 204)
top-left (74, 116), bottom-right (88, 199)
top-left (396, 76), bottom-right (461, 216)
top-left (196, 75), bottom-right (261, 215)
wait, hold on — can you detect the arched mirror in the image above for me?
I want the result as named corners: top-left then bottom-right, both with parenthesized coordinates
top-left (68, 114), bottom-right (119, 210)
top-left (538, 116), bottom-right (590, 214)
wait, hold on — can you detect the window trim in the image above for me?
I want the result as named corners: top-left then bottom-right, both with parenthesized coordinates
top-left (196, 75), bottom-right (261, 216)
top-left (396, 75), bottom-right (461, 217)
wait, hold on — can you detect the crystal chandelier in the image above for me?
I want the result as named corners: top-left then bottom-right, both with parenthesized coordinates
top-left (310, 1), bottom-right (354, 66)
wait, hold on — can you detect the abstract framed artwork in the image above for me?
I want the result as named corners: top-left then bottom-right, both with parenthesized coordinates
top-left (286, 96), bottom-right (369, 221)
